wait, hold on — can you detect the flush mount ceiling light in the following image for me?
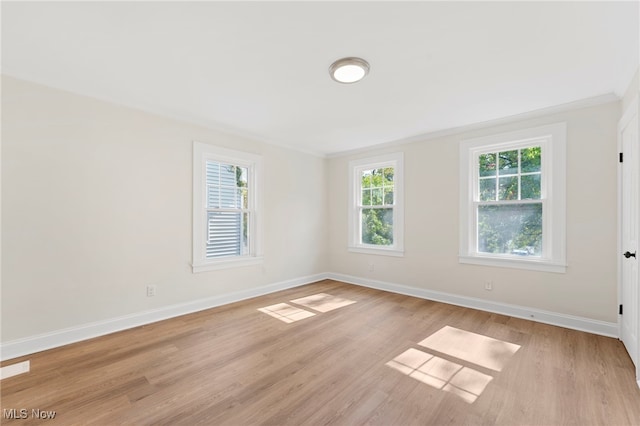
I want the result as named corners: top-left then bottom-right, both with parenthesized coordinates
top-left (329, 57), bottom-right (370, 84)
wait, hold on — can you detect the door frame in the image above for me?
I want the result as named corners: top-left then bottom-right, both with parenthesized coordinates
top-left (618, 93), bottom-right (640, 389)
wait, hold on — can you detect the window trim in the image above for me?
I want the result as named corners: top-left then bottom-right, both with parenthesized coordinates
top-left (192, 142), bottom-right (263, 272)
top-left (348, 152), bottom-right (404, 257)
top-left (459, 123), bottom-right (567, 273)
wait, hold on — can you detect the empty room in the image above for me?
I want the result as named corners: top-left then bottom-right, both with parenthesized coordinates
top-left (1, 1), bottom-right (640, 425)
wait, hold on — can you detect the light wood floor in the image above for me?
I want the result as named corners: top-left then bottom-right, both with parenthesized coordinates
top-left (2, 279), bottom-right (640, 425)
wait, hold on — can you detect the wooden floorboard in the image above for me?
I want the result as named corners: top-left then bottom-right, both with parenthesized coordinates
top-left (2, 279), bottom-right (639, 425)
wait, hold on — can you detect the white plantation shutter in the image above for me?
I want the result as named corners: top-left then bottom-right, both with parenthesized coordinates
top-left (205, 161), bottom-right (246, 258)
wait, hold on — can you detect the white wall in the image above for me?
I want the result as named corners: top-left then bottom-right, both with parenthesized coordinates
top-left (623, 68), bottom-right (639, 112)
top-left (1, 76), bottom-right (328, 342)
top-left (327, 101), bottom-right (621, 323)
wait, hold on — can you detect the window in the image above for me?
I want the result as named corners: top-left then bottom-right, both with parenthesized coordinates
top-left (192, 142), bottom-right (262, 272)
top-left (348, 153), bottom-right (404, 256)
top-left (459, 123), bottom-right (566, 272)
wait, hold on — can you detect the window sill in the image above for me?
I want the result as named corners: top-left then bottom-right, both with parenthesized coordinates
top-left (192, 256), bottom-right (264, 273)
top-left (348, 246), bottom-right (404, 257)
top-left (459, 255), bottom-right (566, 273)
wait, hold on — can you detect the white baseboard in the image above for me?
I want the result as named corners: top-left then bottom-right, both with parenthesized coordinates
top-left (0, 273), bottom-right (326, 361)
top-left (1, 271), bottom-right (619, 361)
top-left (326, 272), bottom-right (619, 338)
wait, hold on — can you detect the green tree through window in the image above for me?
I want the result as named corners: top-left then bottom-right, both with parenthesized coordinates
top-left (477, 146), bottom-right (542, 256)
top-left (361, 167), bottom-right (394, 245)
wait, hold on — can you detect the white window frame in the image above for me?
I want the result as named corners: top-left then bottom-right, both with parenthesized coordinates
top-left (459, 123), bottom-right (567, 273)
top-left (192, 142), bottom-right (263, 272)
top-left (348, 152), bottom-right (404, 257)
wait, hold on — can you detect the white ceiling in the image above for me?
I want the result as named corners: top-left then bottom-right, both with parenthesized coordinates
top-left (2, 1), bottom-right (638, 156)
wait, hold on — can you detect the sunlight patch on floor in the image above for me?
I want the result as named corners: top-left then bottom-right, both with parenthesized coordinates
top-left (258, 293), bottom-right (357, 323)
top-left (418, 325), bottom-right (521, 372)
top-left (290, 293), bottom-right (357, 313)
top-left (0, 360), bottom-right (30, 380)
top-left (387, 326), bottom-right (521, 404)
top-left (386, 348), bottom-right (492, 403)
top-left (257, 303), bottom-right (315, 323)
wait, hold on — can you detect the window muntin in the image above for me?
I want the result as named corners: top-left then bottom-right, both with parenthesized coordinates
top-left (193, 142), bottom-right (262, 272)
top-left (348, 153), bottom-right (404, 256)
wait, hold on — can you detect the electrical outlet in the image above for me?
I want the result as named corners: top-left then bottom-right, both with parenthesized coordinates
top-left (368, 262), bottom-right (375, 272)
top-left (146, 285), bottom-right (157, 297)
top-left (484, 281), bottom-right (493, 291)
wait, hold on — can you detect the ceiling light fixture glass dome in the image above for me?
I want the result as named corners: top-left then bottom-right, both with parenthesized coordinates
top-left (329, 57), bottom-right (370, 84)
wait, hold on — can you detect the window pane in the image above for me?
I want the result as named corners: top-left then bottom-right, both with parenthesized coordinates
top-left (372, 188), bottom-right (383, 205)
top-left (479, 153), bottom-right (497, 177)
top-left (361, 189), bottom-right (371, 206)
top-left (241, 212), bottom-right (249, 255)
top-left (220, 164), bottom-right (236, 186)
top-left (479, 178), bottom-right (496, 201)
top-left (371, 169), bottom-right (384, 187)
top-left (207, 184), bottom-right (220, 208)
top-left (521, 174), bottom-right (541, 199)
top-left (361, 170), bottom-right (372, 188)
top-left (220, 186), bottom-right (237, 208)
top-left (521, 147), bottom-right (541, 173)
top-left (206, 161), bottom-right (220, 184)
top-left (498, 176), bottom-right (518, 200)
top-left (384, 167), bottom-right (394, 184)
top-left (237, 166), bottom-right (248, 187)
top-left (498, 150), bottom-right (518, 175)
top-left (477, 203), bottom-right (542, 256)
top-left (206, 211), bottom-right (242, 258)
top-left (384, 187), bottom-right (394, 205)
top-left (239, 188), bottom-right (248, 209)
top-left (362, 208), bottom-right (393, 246)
